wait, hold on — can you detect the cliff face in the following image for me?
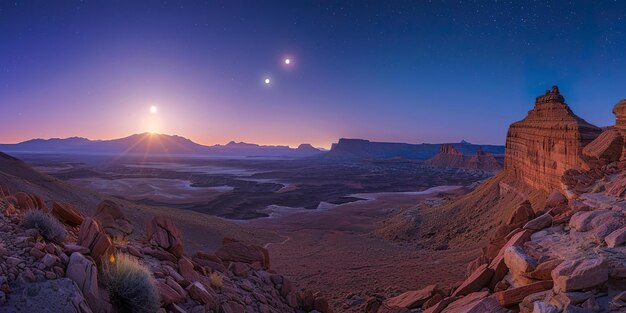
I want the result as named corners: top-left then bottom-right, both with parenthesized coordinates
top-left (425, 145), bottom-right (503, 171)
top-left (504, 86), bottom-right (601, 192)
top-left (325, 138), bottom-right (505, 160)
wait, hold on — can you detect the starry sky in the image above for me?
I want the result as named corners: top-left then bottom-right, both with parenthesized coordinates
top-left (2, 1), bottom-right (626, 148)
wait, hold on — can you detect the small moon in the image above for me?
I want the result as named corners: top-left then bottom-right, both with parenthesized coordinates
top-left (264, 78), bottom-right (271, 84)
top-left (150, 105), bottom-right (158, 113)
top-left (284, 58), bottom-right (291, 65)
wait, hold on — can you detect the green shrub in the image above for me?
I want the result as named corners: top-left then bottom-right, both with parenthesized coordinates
top-left (22, 210), bottom-right (67, 243)
top-left (103, 254), bottom-right (160, 313)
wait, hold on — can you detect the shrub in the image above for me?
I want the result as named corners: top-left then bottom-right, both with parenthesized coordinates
top-left (103, 253), bottom-right (160, 313)
top-left (209, 271), bottom-right (223, 288)
top-left (22, 210), bottom-right (67, 243)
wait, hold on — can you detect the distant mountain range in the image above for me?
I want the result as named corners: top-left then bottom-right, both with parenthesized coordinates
top-left (324, 138), bottom-right (505, 160)
top-left (0, 134), bottom-right (505, 160)
top-left (0, 133), bottom-right (324, 157)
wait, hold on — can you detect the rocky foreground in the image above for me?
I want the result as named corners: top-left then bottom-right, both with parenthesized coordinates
top-left (0, 189), bottom-right (330, 313)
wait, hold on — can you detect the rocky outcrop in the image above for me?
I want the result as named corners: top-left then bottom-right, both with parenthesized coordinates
top-left (467, 147), bottom-right (502, 172)
top-left (215, 237), bottom-right (270, 270)
top-left (92, 200), bottom-right (133, 238)
top-left (0, 187), bottom-right (324, 313)
top-left (52, 201), bottom-right (85, 227)
top-left (66, 252), bottom-right (105, 313)
top-left (504, 86), bottom-right (601, 192)
top-left (147, 215), bottom-right (184, 258)
top-left (77, 217), bottom-right (112, 264)
top-left (583, 127), bottom-right (623, 162)
top-left (425, 145), bottom-right (502, 172)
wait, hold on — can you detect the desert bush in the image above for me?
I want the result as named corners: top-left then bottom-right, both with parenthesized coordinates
top-left (103, 253), bottom-right (160, 313)
top-left (22, 210), bottom-right (67, 243)
top-left (209, 271), bottom-right (223, 288)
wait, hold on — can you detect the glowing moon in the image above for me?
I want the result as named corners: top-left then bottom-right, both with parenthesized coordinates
top-left (149, 105), bottom-right (158, 114)
top-left (284, 58), bottom-right (291, 65)
top-left (264, 78), bottom-right (271, 84)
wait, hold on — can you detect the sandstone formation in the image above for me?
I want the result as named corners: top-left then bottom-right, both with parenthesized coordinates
top-left (381, 87), bottom-right (626, 313)
top-left (504, 86), bottom-right (601, 192)
top-left (425, 144), bottom-right (502, 172)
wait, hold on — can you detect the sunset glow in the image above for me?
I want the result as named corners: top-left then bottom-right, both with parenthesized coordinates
top-left (2, 2), bottom-right (626, 149)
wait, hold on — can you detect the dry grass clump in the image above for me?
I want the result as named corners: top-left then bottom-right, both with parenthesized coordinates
top-left (209, 271), bottom-right (223, 288)
top-left (22, 210), bottom-right (67, 243)
top-left (103, 253), bottom-right (160, 313)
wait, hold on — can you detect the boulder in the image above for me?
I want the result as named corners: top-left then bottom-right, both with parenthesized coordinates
top-left (533, 301), bottom-right (560, 313)
top-left (215, 238), bottom-right (270, 270)
top-left (13, 192), bottom-right (35, 210)
top-left (383, 284), bottom-right (442, 309)
top-left (157, 281), bottom-right (184, 305)
top-left (452, 264), bottom-right (493, 297)
top-left (503, 246), bottom-right (537, 274)
top-left (523, 214), bottom-right (552, 231)
top-left (147, 215), bottom-right (184, 258)
top-left (178, 256), bottom-right (199, 282)
top-left (51, 201), bottom-right (85, 226)
top-left (582, 128), bottom-right (623, 162)
top-left (551, 257), bottom-right (608, 292)
top-left (493, 280), bottom-right (553, 307)
top-left (569, 210), bottom-right (625, 232)
top-left (77, 217), bottom-right (112, 263)
top-left (66, 252), bottom-right (101, 312)
top-left (605, 226), bottom-right (626, 248)
top-left (527, 259), bottom-right (562, 280)
top-left (93, 200), bottom-right (134, 237)
top-left (507, 201), bottom-right (535, 228)
top-left (545, 191), bottom-right (567, 208)
top-left (488, 230), bottom-right (532, 286)
top-left (441, 291), bottom-right (505, 313)
top-left (423, 296), bottom-right (460, 313)
top-left (187, 282), bottom-right (216, 305)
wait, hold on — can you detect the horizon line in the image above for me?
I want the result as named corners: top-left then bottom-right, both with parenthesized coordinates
top-left (0, 131), bottom-right (507, 149)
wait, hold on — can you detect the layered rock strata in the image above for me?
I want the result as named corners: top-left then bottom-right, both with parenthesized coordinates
top-left (504, 86), bottom-right (601, 192)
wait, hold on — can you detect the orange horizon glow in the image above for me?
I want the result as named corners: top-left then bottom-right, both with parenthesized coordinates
top-left (0, 131), bottom-right (336, 150)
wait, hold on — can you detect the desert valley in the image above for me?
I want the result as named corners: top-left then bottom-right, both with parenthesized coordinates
top-left (2, 87), bottom-right (626, 313)
top-left (2, 1), bottom-right (626, 313)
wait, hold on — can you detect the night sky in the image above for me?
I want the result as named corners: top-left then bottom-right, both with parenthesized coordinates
top-left (2, 1), bottom-right (626, 148)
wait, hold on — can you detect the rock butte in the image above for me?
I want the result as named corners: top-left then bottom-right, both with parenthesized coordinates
top-left (378, 86), bottom-right (626, 313)
top-left (425, 144), bottom-right (502, 172)
top-left (505, 86), bottom-right (601, 192)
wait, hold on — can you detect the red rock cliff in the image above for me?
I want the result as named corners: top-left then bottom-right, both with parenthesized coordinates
top-left (504, 86), bottom-right (601, 192)
top-left (425, 144), bottom-right (502, 171)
